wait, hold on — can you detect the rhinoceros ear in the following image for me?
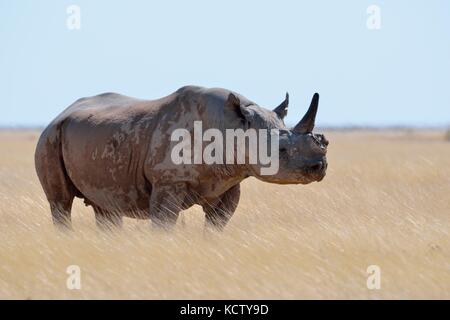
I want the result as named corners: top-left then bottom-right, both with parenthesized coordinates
top-left (273, 92), bottom-right (289, 120)
top-left (226, 93), bottom-right (254, 122)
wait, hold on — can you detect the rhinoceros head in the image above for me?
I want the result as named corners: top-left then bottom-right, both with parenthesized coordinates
top-left (227, 92), bottom-right (328, 184)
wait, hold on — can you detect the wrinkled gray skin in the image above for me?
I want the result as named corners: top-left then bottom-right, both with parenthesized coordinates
top-left (35, 86), bottom-right (328, 230)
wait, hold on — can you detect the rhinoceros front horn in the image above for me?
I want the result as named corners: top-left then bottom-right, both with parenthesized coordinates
top-left (293, 93), bottom-right (319, 134)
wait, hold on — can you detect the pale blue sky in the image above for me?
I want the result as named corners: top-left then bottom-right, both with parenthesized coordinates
top-left (0, 0), bottom-right (449, 127)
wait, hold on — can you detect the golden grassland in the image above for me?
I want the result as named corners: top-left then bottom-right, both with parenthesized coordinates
top-left (0, 129), bottom-right (449, 299)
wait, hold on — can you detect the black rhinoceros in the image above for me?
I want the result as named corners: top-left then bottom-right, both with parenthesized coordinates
top-left (35, 86), bottom-right (328, 230)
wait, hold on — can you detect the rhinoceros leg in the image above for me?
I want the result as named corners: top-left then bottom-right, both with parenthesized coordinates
top-left (149, 183), bottom-right (187, 230)
top-left (49, 200), bottom-right (74, 230)
top-left (93, 206), bottom-right (123, 230)
top-left (203, 183), bottom-right (240, 231)
top-left (35, 128), bottom-right (77, 230)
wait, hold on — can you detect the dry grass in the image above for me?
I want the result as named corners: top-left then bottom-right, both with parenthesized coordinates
top-left (0, 129), bottom-right (449, 299)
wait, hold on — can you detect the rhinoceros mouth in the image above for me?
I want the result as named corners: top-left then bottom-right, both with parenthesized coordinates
top-left (315, 171), bottom-right (327, 182)
top-left (301, 157), bottom-right (327, 179)
top-left (309, 165), bottom-right (327, 182)
top-left (260, 168), bottom-right (326, 185)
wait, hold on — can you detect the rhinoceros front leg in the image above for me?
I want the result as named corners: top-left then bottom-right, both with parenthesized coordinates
top-left (203, 183), bottom-right (240, 231)
top-left (149, 183), bottom-right (187, 230)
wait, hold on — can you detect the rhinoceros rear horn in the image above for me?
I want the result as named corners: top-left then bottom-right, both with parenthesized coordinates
top-left (293, 93), bottom-right (319, 134)
top-left (273, 92), bottom-right (289, 119)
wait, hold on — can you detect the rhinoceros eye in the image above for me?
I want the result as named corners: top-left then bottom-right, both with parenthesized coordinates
top-left (279, 147), bottom-right (288, 159)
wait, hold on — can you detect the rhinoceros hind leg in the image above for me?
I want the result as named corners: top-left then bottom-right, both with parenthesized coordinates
top-left (204, 183), bottom-right (240, 231)
top-left (50, 200), bottom-right (73, 230)
top-left (93, 206), bottom-right (123, 230)
top-left (35, 125), bottom-right (79, 230)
